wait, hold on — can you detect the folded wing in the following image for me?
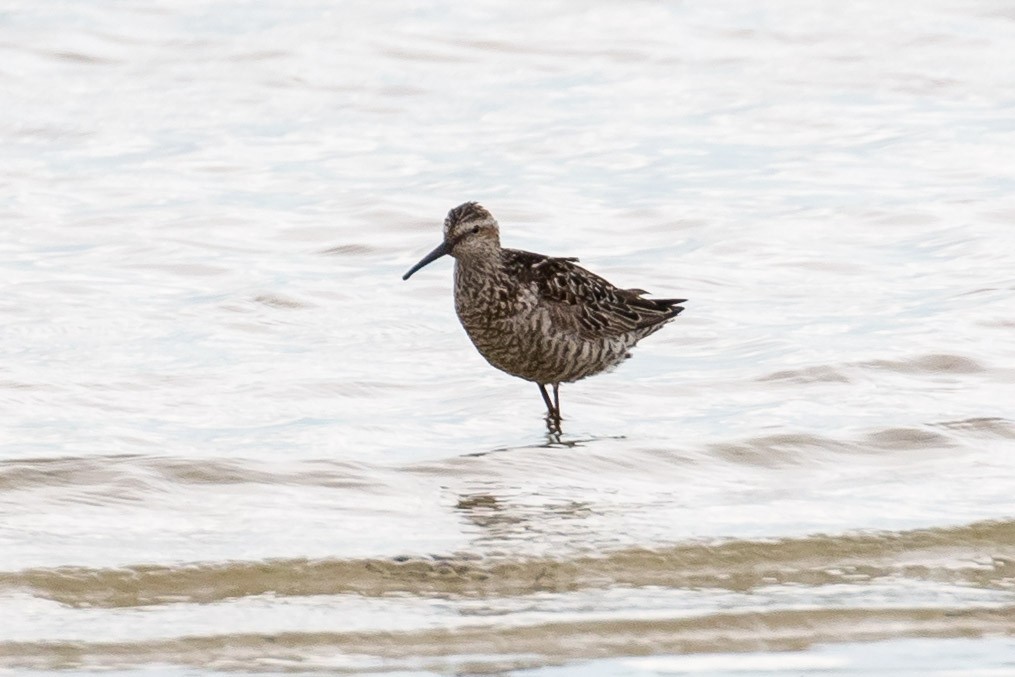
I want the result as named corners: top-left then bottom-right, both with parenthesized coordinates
top-left (506, 249), bottom-right (686, 339)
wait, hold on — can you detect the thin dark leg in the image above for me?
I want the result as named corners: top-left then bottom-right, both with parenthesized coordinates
top-left (552, 383), bottom-right (561, 421)
top-left (537, 383), bottom-right (561, 433)
top-left (537, 383), bottom-right (555, 417)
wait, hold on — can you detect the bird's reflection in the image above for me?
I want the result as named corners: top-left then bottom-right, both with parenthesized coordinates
top-left (445, 433), bottom-right (623, 549)
top-left (463, 431), bottom-right (623, 458)
top-left (454, 491), bottom-right (519, 531)
top-left (453, 483), bottom-right (596, 546)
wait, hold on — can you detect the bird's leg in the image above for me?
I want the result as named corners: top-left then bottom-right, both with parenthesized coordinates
top-left (552, 383), bottom-right (561, 422)
top-left (537, 383), bottom-right (555, 417)
top-left (537, 383), bottom-right (561, 433)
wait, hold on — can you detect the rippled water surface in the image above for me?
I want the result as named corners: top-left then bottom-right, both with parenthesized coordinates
top-left (3, 1), bottom-right (1014, 675)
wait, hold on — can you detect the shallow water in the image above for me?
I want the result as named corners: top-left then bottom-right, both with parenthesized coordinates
top-left (2, 1), bottom-right (1014, 675)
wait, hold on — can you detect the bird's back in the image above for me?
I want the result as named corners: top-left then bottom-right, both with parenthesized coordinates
top-left (504, 249), bottom-right (684, 338)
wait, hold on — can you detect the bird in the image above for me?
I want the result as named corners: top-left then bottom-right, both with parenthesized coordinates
top-left (402, 202), bottom-right (686, 432)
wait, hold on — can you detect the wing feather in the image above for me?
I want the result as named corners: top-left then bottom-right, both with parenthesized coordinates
top-left (505, 249), bottom-right (685, 338)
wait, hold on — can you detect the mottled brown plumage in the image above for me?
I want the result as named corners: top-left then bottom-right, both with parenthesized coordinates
top-left (403, 202), bottom-right (686, 431)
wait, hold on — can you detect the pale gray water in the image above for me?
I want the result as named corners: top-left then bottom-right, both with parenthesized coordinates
top-left (2, 1), bottom-right (1014, 675)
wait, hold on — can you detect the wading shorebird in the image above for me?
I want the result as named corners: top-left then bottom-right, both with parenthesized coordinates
top-left (402, 202), bottom-right (686, 432)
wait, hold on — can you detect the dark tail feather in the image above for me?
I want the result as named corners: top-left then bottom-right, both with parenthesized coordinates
top-left (657, 298), bottom-right (687, 319)
top-left (627, 295), bottom-right (687, 327)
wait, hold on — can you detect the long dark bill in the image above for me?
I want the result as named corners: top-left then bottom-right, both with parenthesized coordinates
top-left (402, 241), bottom-right (452, 280)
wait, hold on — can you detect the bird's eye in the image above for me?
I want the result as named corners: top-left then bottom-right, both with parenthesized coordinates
top-left (471, 226), bottom-right (480, 234)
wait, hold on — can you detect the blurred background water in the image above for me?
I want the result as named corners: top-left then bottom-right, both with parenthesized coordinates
top-left (2, 1), bottom-right (1014, 675)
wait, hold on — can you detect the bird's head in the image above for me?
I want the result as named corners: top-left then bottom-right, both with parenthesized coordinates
top-left (403, 202), bottom-right (500, 280)
top-left (442, 201), bottom-right (500, 249)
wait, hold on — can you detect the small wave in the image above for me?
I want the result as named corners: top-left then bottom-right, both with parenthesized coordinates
top-left (3, 519), bottom-right (1010, 609)
top-left (760, 353), bottom-right (990, 384)
top-left (252, 294), bottom-right (310, 309)
top-left (757, 365), bottom-right (851, 384)
top-left (319, 243), bottom-right (377, 256)
top-left (0, 456), bottom-right (375, 494)
top-left (1, 604), bottom-right (1012, 672)
top-left (864, 427), bottom-right (956, 450)
top-left (935, 417), bottom-right (1015, 439)
top-left (860, 353), bottom-right (985, 375)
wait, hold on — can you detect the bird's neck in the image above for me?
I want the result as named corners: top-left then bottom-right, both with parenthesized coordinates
top-left (453, 246), bottom-right (508, 306)
top-left (454, 244), bottom-right (503, 278)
